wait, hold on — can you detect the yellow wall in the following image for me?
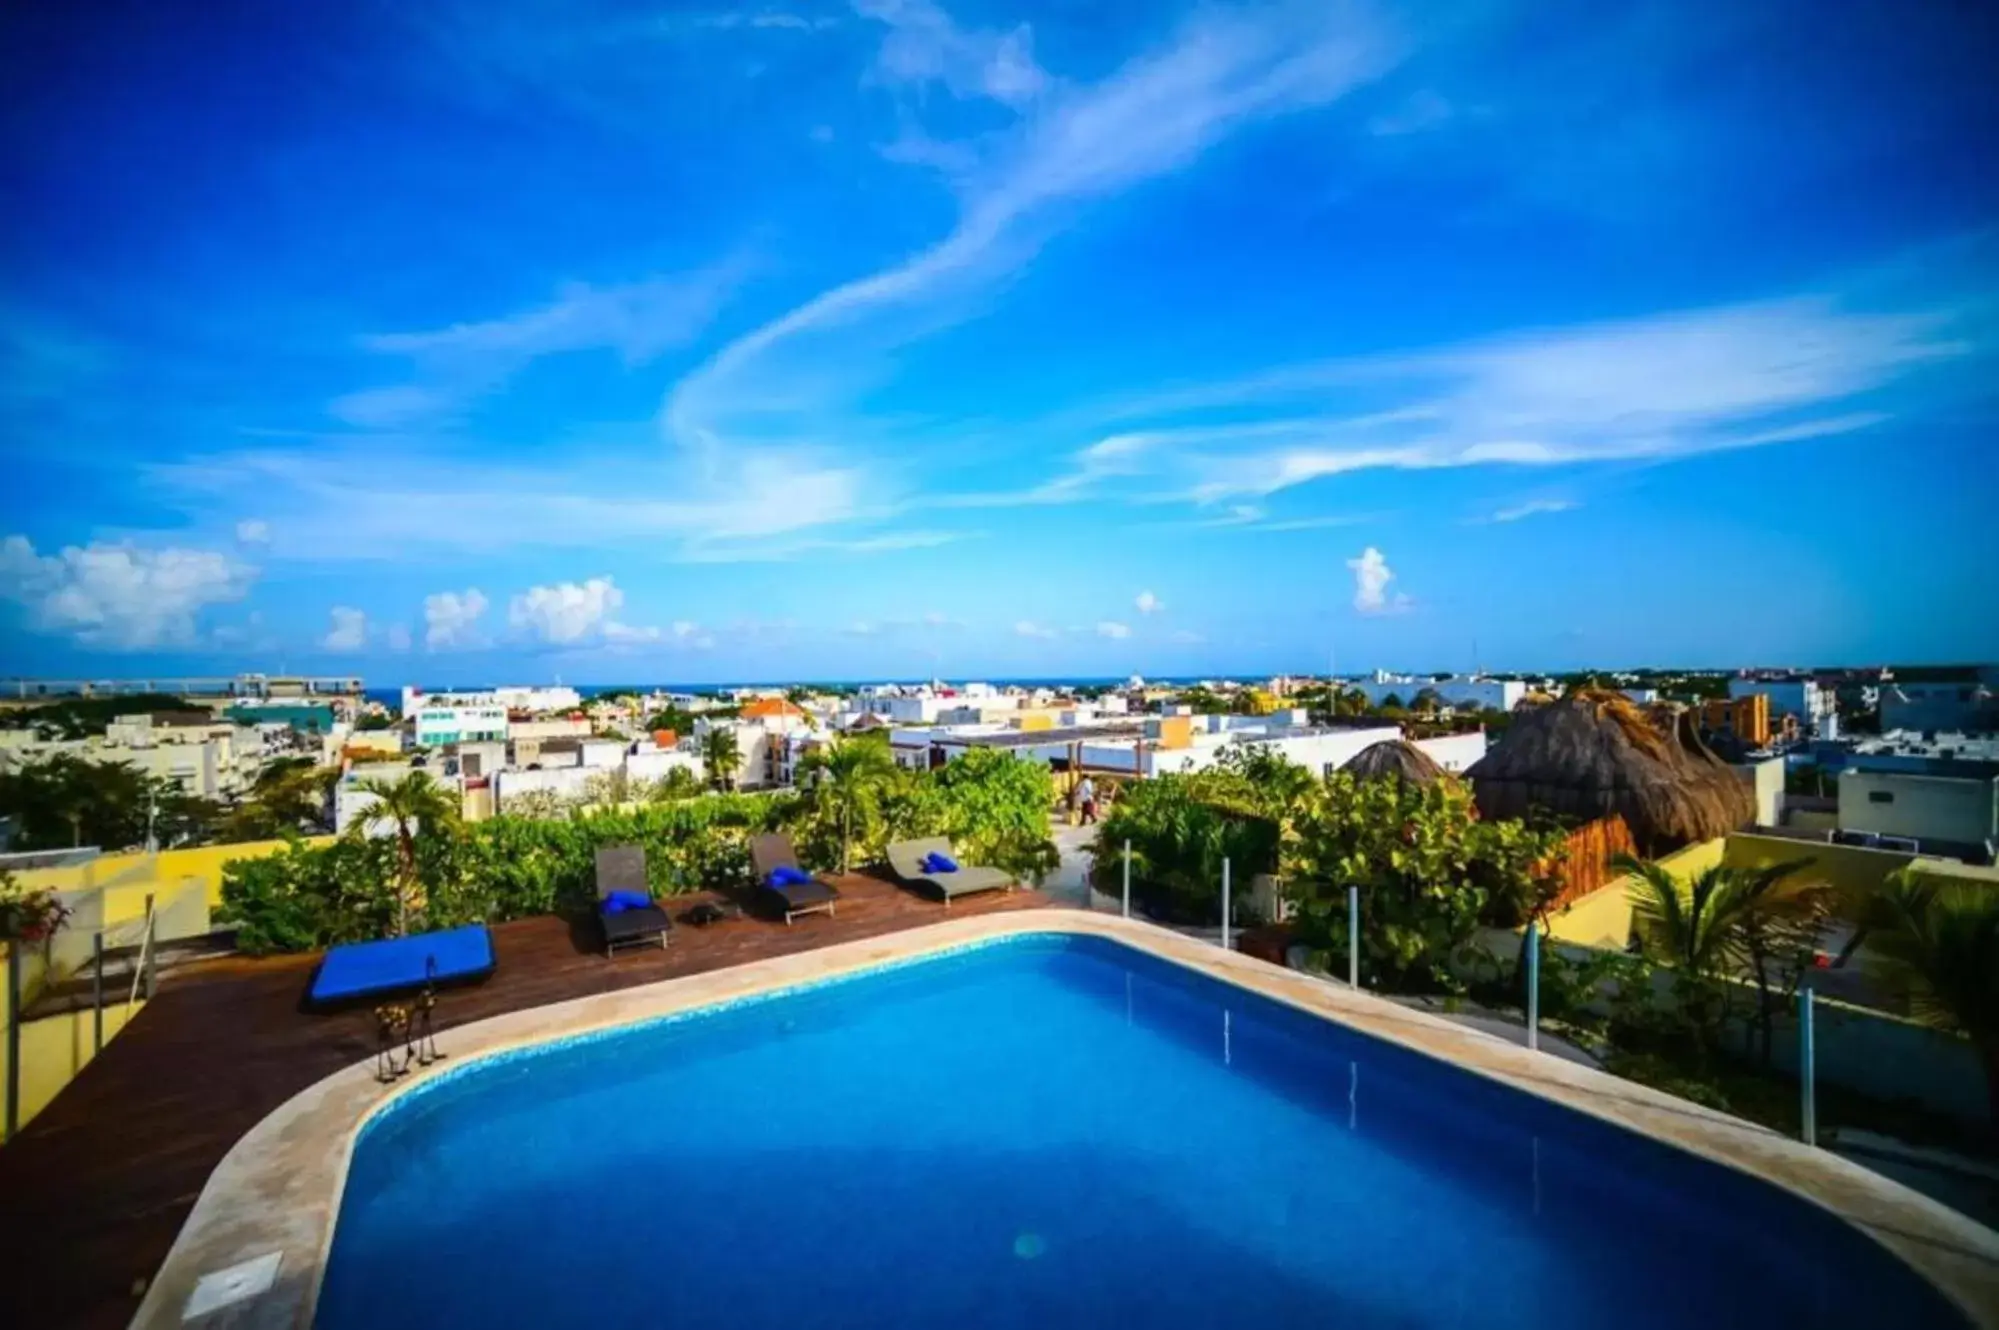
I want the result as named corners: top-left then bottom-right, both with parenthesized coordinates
top-left (14, 836), bottom-right (335, 918)
top-left (1544, 831), bottom-right (1999, 953)
top-left (1546, 836), bottom-right (1725, 950)
top-left (1723, 831), bottom-right (1999, 897)
top-left (0, 946), bottom-right (145, 1142)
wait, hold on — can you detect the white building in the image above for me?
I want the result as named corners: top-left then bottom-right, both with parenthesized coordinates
top-left (1352, 674), bottom-right (1527, 712)
top-left (401, 684), bottom-right (582, 717)
top-left (412, 700), bottom-right (508, 748)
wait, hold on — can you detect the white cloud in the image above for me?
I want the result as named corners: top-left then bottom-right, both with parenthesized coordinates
top-left (1096, 620), bottom-right (1131, 639)
top-left (234, 519), bottom-right (270, 545)
top-left (1345, 546), bottom-right (1408, 615)
top-left (385, 623), bottom-right (413, 652)
top-left (846, 620), bottom-right (879, 636)
top-left (672, 620), bottom-right (717, 650)
top-left (1014, 620), bottom-right (1057, 639)
top-left (923, 610), bottom-right (957, 627)
top-left (1490, 498), bottom-right (1577, 523)
top-left (857, 0), bottom-right (1048, 108)
top-left (1134, 590), bottom-right (1162, 614)
top-left (0, 535), bottom-right (253, 649)
top-left (322, 606), bottom-right (367, 651)
top-left (603, 620), bottom-right (664, 644)
top-left (424, 588), bottom-right (488, 649)
top-left (508, 576), bottom-right (663, 646)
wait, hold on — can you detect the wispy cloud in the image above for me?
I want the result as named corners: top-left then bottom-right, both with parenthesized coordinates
top-left (1096, 620), bottom-right (1131, 639)
top-left (1488, 497), bottom-right (1577, 523)
top-left (667, 3), bottom-right (1398, 456)
top-left (858, 0), bottom-right (1047, 108)
top-left (1014, 620), bottom-right (1057, 639)
top-left (149, 446), bottom-right (877, 564)
top-left (1004, 294), bottom-right (1971, 508)
top-left (1134, 590), bottom-right (1161, 614)
top-left (338, 261), bottom-right (750, 427)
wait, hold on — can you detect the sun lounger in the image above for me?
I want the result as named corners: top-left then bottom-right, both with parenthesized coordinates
top-left (885, 837), bottom-right (1013, 907)
top-left (305, 923), bottom-right (494, 1009)
top-left (748, 833), bottom-right (840, 924)
top-left (596, 845), bottom-right (672, 956)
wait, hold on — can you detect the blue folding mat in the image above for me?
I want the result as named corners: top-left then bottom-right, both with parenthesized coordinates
top-left (306, 924), bottom-right (496, 1008)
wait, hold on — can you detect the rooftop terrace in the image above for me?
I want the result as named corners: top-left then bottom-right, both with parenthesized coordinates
top-left (0, 875), bottom-right (1051, 1329)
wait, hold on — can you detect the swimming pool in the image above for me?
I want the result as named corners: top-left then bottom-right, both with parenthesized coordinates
top-left (316, 933), bottom-right (1967, 1329)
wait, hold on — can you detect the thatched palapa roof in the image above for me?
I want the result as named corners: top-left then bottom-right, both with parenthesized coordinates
top-left (1342, 739), bottom-right (1448, 787)
top-left (1466, 689), bottom-right (1752, 850)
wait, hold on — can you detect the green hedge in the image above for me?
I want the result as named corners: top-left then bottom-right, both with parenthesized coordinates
top-left (220, 794), bottom-right (785, 954)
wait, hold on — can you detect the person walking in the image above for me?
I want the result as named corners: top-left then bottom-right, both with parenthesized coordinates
top-left (1077, 775), bottom-right (1098, 825)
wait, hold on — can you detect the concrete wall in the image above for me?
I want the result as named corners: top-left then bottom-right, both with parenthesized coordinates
top-left (1411, 730), bottom-right (1488, 773)
top-left (1735, 754), bottom-right (1785, 827)
top-left (1837, 768), bottom-right (1998, 849)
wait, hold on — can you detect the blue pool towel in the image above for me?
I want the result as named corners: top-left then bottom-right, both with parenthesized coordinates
top-left (923, 851), bottom-right (959, 873)
top-left (767, 865), bottom-right (810, 889)
top-left (602, 889), bottom-right (652, 914)
top-left (308, 924), bottom-right (494, 1006)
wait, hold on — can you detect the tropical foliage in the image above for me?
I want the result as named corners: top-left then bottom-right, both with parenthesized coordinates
top-left (1613, 852), bottom-right (1827, 1062)
top-left (1290, 772), bottom-right (1564, 992)
top-left (796, 734), bottom-right (898, 873)
top-left (1087, 768), bottom-right (1282, 925)
top-left (215, 757), bottom-right (337, 841)
top-left (700, 727), bottom-right (742, 790)
top-left (219, 748), bottom-right (1060, 953)
top-left (1856, 868), bottom-right (1999, 1125)
top-left (0, 754), bottom-right (221, 851)
top-left (352, 770), bottom-right (459, 936)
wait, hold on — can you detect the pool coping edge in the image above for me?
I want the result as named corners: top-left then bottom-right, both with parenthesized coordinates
top-left (134, 909), bottom-right (1999, 1329)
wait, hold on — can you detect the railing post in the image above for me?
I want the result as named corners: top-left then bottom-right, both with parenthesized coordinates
top-left (1220, 858), bottom-right (1232, 951)
top-left (1800, 986), bottom-right (1817, 1147)
top-left (1526, 920), bottom-right (1541, 1052)
top-left (1121, 840), bottom-right (1131, 919)
top-left (1347, 885), bottom-right (1360, 990)
top-left (143, 893), bottom-right (157, 1000)
top-left (6, 943), bottom-right (20, 1141)
top-left (92, 933), bottom-right (104, 1054)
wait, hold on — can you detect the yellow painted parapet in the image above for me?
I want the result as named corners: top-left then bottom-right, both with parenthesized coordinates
top-left (0, 945), bottom-right (146, 1142)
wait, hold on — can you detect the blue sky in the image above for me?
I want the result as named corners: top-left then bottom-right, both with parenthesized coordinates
top-left (3, 0), bottom-right (1996, 684)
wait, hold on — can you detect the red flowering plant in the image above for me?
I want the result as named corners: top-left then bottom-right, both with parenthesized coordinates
top-left (0, 870), bottom-right (73, 946)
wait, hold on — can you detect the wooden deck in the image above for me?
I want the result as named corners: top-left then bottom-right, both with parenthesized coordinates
top-left (0, 876), bottom-right (1052, 1329)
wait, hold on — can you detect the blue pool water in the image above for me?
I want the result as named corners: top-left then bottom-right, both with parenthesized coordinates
top-left (318, 935), bottom-right (1965, 1329)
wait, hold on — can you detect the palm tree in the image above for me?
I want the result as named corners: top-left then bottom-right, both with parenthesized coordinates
top-left (798, 736), bottom-right (897, 873)
top-left (1860, 868), bottom-right (1999, 1129)
top-left (1614, 851), bottom-right (1816, 1055)
top-left (354, 771), bottom-right (457, 936)
top-left (700, 727), bottom-right (742, 792)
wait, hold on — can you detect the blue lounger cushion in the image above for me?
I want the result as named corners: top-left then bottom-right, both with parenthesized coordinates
top-left (923, 851), bottom-right (959, 873)
top-left (602, 889), bottom-right (652, 914)
top-left (766, 865), bottom-right (811, 888)
top-left (307, 924), bottom-right (495, 1006)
